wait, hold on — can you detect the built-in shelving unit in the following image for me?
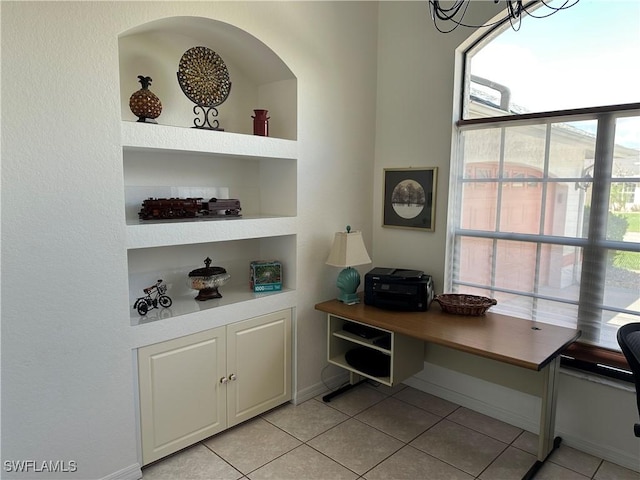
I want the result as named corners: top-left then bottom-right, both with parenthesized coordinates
top-left (119, 15), bottom-right (298, 468)
top-left (119, 17), bottom-right (298, 347)
top-left (123, 121), bottom-right (298, 338)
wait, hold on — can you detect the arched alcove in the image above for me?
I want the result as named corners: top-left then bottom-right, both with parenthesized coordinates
top-left (119, 16), bottom-right (297, 140)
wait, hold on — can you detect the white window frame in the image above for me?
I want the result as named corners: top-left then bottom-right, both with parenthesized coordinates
top-left (443, 0), bottom-right (640, 374)
top-left (446, 26), bottom-right (640, 353)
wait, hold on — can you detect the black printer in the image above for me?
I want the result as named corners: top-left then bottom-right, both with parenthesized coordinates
top-left (364, 267), bottom-right (434, 311)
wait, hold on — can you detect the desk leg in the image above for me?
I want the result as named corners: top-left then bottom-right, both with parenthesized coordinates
top-left (322, 372), bottom-right (366, 402)
top-left (523, 356), bottom-right (562, 480)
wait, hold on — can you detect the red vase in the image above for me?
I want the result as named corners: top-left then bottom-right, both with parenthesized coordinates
top-left (252, 109), bottom-right (270, 136)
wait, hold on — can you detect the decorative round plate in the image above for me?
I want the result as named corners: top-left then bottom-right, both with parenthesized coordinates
top-left (177, 46), bottom-right (231, 107)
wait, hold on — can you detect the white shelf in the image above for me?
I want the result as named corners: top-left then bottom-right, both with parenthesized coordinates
top-left (126, 215), bottom-right (297, 249)
top-left (130, 288), bottom-right (297, 348)
top-left (131, 285), bottom-right (294, 325)
top-left (332, 330), bottom-right (391, 353)
top-left (122, 121), bottom-right (297, 160)
top-left (328, 353), bottom-right (392, 386)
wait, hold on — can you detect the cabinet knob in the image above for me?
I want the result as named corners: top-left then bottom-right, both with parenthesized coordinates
top-left (220, 376), bottom-right (229, 384)
top-left (228, 373), bottom-right (237, 381)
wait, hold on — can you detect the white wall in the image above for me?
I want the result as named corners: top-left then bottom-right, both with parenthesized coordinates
top-left (374, 1), bottom-right (640, 472)
top-left (1, 2), bottom-right (377, 478)
top-left (373, 1), bottom-right (481, 285)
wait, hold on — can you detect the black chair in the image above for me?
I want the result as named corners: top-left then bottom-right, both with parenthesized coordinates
top-left (617, 322), bottom-right (640, 437)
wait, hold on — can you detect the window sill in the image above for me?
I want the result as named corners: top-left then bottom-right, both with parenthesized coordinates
top-left (562, 342), bottom-right (632, 383)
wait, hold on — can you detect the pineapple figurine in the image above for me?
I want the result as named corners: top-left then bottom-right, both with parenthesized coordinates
top-left (129, 75), bottom-right (162, 123)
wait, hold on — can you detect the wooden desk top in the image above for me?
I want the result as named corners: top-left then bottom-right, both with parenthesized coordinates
top-left (315, 298), bottom-right (581, 371)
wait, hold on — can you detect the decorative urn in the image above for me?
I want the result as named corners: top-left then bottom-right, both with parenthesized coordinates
top-left (188, 257), bottom-right (230, 301)
top-left (129, 75), bottom-right (162, 123)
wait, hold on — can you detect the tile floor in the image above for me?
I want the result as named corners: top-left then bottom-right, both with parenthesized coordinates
top-left (142, 382), bottom-right (639, 480)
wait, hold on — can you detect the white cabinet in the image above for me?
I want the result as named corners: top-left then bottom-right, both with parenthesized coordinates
top-left (327, 314), bottom-right (423, 387)
top-left (138, 309), bottom-right (291, 465)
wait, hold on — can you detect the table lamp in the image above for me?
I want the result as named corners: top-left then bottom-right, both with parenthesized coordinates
top-left (326, 225), bottom-right (372, 304)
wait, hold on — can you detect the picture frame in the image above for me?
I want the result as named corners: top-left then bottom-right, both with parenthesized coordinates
top-left (383, 167), bottom-right (437, 231)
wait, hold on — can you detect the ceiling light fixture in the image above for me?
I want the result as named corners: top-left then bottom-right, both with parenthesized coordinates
top-left (429, 0), bottom-right (579, 33)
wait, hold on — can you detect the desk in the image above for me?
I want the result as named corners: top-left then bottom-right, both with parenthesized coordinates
top-left (315, 298), bottom-right (581, 480)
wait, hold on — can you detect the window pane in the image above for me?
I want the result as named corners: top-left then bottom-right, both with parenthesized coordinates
top-left (465, 1), bottom-right (640, 118)
top-left (543, 181), bottom-right (587, 238)
top-left (601, 311), bottom-right (640, 351)
top-left (503, 126), bottom-right (546, 172)
top-left (499, 182), bottom-right (542, 234)
top-left (548, 121), bottom-right (597, 179)
top-left (494, 240), bottom-right (536, 292)
top-left (493, 294), bottom-right (534, 320)
top-left (461, 129), bottom-right (501, 179)
top-left (461, 184), bottom-right (498, 231)
top-left (493, 240), bottom-right (583, 299)
top-left (605, 251), bottom-right (640, 309)
top-left (614, 116), bottom-right (640, 154)
top-left (532, 299), bottom-right (579, 330)
top-left (455, 237), bottom-right (493, 285)
top-left (607, 191), bottom-right (640, 242)
top-left (540, 245), bottom-right (582, 300)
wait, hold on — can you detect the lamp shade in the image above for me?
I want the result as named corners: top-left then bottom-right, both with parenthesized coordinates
top-left (326, 230), bottom-right (371, 268)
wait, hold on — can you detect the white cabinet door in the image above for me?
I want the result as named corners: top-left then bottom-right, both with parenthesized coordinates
top-left (138, 327), bottom-right (227, 465)
top-left (226, 309), bottom-right (292, 426)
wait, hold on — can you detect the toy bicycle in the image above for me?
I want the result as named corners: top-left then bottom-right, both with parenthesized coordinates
top-left (133, 279), bottom-right (172, 316)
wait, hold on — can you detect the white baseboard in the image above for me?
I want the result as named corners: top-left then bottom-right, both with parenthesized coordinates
top-left (100, 463), bottom-right (142, 480)
top-left (294, 371), bottom-right (349, 404)
top-left (405, 362), bottom-right (640, 473)
top-left (557, 432), bottom-right (640, 473)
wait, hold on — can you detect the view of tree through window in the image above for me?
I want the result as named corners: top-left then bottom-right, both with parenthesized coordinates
top-left (449, 0), bottom-right (640, 352)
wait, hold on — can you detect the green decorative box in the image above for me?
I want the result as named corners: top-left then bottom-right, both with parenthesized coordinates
top-left (250, 260), bottom-right (283, 292)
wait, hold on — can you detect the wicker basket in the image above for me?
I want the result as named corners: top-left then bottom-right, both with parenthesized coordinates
top-left (434, 294), bottom-right (497, 316)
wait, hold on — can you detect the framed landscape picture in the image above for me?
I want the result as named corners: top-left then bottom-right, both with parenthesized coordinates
top-left (383, 167), bottom-right (437, 231)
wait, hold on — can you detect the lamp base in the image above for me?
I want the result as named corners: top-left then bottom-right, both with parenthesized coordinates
top-left (336, 267), bottom-right (361, 305)
top-left (337, 292), bottom-right (360, 305)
